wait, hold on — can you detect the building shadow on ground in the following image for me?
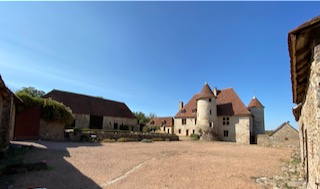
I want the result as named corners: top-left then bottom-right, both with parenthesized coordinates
top-left (2, 140), bottom-right (103, 189)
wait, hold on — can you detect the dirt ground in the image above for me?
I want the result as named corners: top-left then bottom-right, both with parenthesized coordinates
top-left (5, 140), bottom-right (291, 189)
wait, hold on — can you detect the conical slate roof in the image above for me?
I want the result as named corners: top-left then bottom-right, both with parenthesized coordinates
top-left (248, 96), bottom-right (264, 108)
top-left (197, 82), bottom-right (215, 100)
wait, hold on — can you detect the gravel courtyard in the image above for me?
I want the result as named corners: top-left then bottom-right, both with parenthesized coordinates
top-left (7, 140), bottom-right (291, 189)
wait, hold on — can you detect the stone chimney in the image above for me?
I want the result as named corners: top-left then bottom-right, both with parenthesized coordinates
top-left (213, 86), bottom-right (217, 97)
top-left (179, 101), bottom-right (184, 110)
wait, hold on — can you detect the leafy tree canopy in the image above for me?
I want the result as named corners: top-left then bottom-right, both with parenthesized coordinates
top-left (133, 111), bottom-right (157, 125)
top-left (16, 87), bottom-right (45, 98)
top-left (16, 87), bottom-right (74, 124)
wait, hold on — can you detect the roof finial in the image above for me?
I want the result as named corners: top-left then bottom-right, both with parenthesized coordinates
top-left (205, 82), bottom-right (208, 85)
top-left (253, 96), bottom-right (256, 99)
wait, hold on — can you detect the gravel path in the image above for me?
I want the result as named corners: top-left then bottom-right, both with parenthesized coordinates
top-left (7, 140), bottom-right (291, 189)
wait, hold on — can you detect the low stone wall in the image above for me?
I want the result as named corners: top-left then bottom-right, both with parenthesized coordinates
top-left (68, 130), bottom-right (179, 142)
top-left (39, 120), bottom-right (65, 140)
top-left (257, 134), bottom-right (299, 148)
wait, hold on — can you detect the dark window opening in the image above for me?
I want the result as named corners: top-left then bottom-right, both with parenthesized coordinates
top-left (210, 110), bottom-right (212, 115)
top-left (182, 119), bottom-right (186, 125)
top-left (224, 130), bottom-right (229, 137)
top-left (89, 115), bottom-right (103, 129)
top-left (178, 129), bottom-right (181, 134)
top-left (223, 117), bottom-right (230, 125)
top-left (193, 129), bottom-right (195, 134)
top-left (114, 123), bottom-right (118, 130)
top-left (209, 99), bottom-right (211, 102)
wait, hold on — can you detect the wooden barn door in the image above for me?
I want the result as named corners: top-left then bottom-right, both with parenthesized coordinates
top-left (14, 107), bottom-right (40, 140)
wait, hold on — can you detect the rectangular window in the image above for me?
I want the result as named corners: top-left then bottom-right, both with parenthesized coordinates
top-left (182, 118), bottom-right (186, 125)
top-left (210, 110), bottom-right (212, 115)
top-left (209, 98), bottom-right (211, 102)
top-left (224, 130), bottom-right (229, 137)
top-left (163, 127), bottom-right (166, 131)
top-left (223, 117), bottom-right (230, 125)
top-left (193, 129), bottom-right (195, 134)
top-left (167, 129), bottom-right (170, 134)
top-left (178, 129), bottom-right (181, 134)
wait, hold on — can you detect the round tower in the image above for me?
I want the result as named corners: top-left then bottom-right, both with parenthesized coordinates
top-left (248, 96), bottom-right (265, 136)
top-left (196, 82), bottom-right (217, 136)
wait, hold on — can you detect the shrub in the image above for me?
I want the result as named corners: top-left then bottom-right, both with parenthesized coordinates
top-left (190, 134), bottom-right (200, 140)
top-left (141, 138), bottom-right (153, 143)
top-left (117, 138), bottom-right (139, 142)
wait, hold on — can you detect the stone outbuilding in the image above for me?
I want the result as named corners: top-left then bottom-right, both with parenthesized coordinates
top-left (174, 83), bottom-right (265, 144)
top-left (257, 122), bottom-right (299, 148)
top-left (146, 117), bottom-right (174, 134)
top-left (0, 75), bottom-right (22, 149)
top-left (44, 90), bottom-right (139, 131)
top-left (289, 16), bottom-right (320, 188)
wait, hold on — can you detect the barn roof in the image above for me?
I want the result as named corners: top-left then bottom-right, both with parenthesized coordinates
top-left (289, 16), bottom-right (320, 104)
top-left (270, 122), bottom-right (298, 136)
top-left (44, 89), bottom-right (137, 119)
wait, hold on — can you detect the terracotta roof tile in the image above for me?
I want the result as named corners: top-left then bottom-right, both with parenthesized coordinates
top-left (197, 83), bottom-right (215, 99)
top-left (147, 117), bottom-right (174, 127)
top-left (44, 90), bottom-right (137, 119)
top-left (216, 88), bottom-right (251, 116)
top-left (175, 87), bottom-right (251, 118)
top-left (248, 96), bottom-right (264, 108)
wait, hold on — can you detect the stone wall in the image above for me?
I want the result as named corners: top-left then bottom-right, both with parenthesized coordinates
top-left (217, 116), bottom-right (238, 142)
top-left (257, 123), bottom-right (299, 148)
top-left (159, 126), bottom-right (173, 134)
top-left (174, 118), bottom-right (197, 136)
top-left (74, 114), bottom-right (139, 131)
top-left (74, 114), bottom-right (90, 129)
top-left (39, 119), bottom-right (65, 140)
top-left (297, 44), bottom-right (320, 189)
top-left (102, 116), bottom-right (139, 131)
top-left (235, 116), bottom-right (250, 144)
top-left (249, 107), bottom-right (265, 135)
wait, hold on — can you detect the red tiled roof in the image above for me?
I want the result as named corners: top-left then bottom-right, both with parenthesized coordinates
top-left (175, 88), bottom-right (251, 118)
top-left (175, 94), bottom-right (199, 118)
top-left (44, 90), bottom-right (137, 119)
top-left (147, 117), bottom-right (174, 127)
top-left (197, 83), bottom-right (215, 99)
top-left (216, 88), bottom-right (251, 116)
top-left (248, 97), bottom-right (264, 108)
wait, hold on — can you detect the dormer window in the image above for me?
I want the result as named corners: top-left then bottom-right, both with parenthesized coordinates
top-left (180, 109), bottom-right (186, 114)
top-left (150, 121), bottom-right (155, 125)
top-left (192, 108), bottom-right (197, 113)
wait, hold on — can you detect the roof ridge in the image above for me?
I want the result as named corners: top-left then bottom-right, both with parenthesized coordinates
top-left (48, 89), bottom-right (125, 104)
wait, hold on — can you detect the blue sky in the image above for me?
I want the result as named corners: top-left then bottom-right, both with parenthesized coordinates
top-left (1, 2), bottom-right (319, 130)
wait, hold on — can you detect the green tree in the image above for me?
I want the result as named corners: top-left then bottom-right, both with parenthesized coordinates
top-left (16, 87), bottom-right (74, 124)
top-left (133, 111), bottom-right (150, 125)
top-left (16, 87), bottom-right (45, 98)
